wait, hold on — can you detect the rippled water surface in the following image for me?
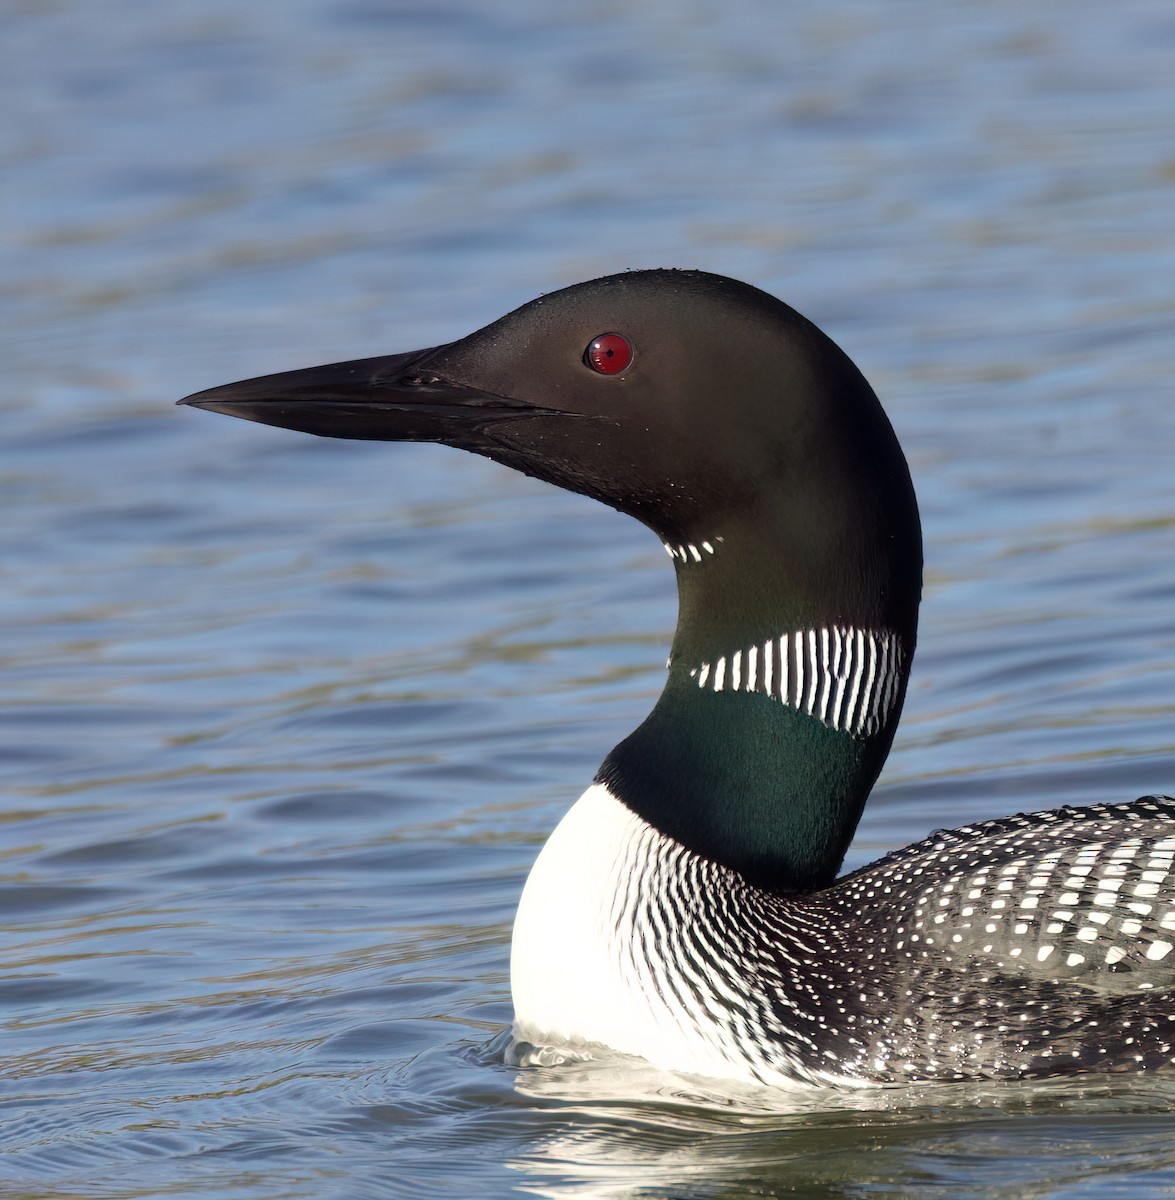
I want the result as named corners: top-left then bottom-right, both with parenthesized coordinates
top-left (4, 1), bottom-right (1175, 1196)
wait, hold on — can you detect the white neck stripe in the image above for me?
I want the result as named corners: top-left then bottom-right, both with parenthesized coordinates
top-left (664, 536), bottom-right (724, 563)
top-left (685, 626), bottom-right (905, 737)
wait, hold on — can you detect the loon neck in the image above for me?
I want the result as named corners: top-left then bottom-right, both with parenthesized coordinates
top-left (598, 516), bottom-right (919, 893)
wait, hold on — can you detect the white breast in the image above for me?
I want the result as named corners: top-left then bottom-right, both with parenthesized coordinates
top-left (510, 783), bottom-right (782, 1083)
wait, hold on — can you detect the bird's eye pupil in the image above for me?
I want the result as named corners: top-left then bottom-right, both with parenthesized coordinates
top-left (585, 333), bottom-right (633, 375)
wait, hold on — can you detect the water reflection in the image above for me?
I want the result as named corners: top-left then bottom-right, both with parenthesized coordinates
top-left (506, 1054), bottom-right (1175, 1198)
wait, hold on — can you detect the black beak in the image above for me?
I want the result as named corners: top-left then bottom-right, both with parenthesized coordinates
top-left (178, 346), bottom-right (556, 445)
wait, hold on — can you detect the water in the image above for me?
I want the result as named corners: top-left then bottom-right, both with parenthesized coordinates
top-left (3, 0), bottom-right (1174, 1195)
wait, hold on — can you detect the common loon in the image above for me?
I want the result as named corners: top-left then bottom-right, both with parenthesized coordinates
top-left (182, 269), bottom-right (1175, 1087)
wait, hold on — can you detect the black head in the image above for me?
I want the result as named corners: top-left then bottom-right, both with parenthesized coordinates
top-left (182, 269), bottom-right (920, 635)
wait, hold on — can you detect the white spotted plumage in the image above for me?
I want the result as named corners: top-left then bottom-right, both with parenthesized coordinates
top-left (512, 787), bottom-right (1175, 1085)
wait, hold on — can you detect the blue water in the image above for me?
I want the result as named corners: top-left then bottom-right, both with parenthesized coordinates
top-left (3, 1), bottom-right (1175, 1195)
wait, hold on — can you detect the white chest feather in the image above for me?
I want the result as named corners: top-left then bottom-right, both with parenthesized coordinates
top-left (510, 784), bottom-right (774, 1083)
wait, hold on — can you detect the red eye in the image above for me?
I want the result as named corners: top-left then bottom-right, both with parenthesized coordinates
top-left (584, 333), bottom-right (633, 375)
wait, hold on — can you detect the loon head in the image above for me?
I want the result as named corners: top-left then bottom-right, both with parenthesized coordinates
top-left (182, 269), bottom-right (923, 890)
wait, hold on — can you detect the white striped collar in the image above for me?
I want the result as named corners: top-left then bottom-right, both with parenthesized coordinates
top-left (685, 626), bottom-right (904, 737)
